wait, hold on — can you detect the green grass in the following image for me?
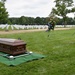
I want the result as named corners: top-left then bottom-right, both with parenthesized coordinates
top-left (0, 29), bottom-right (75, 75)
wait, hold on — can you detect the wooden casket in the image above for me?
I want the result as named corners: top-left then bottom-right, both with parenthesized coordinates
top-left (0, 38), bottom-right (27, 55)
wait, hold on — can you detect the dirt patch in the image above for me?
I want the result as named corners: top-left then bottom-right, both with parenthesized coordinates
top-left (0, 28), bottom-right (71, 35)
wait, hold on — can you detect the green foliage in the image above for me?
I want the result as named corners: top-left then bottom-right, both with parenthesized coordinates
top-left (0, 1), bottom-right (8, 24)
top-left (35, 17), bottom-right (42, 25)
top-left (8, 16), bottom-right (75, 25)
top-left (9, 16), bottom-right (48, 25)
top-left (0, 0), bottom-right (6, 3)
top-left (19, 16), bottom-right (27, 25)
top-left (0, 29), bottom-right (75, 75)
top-left (49, 0), bottom-right (75, 27)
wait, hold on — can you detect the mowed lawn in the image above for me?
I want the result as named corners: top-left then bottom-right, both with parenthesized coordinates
top-left (0, 29), bottom-right (75, 75)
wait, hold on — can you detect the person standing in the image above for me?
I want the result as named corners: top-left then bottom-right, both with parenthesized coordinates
top-left (46, 18), bottom-right (56, 31)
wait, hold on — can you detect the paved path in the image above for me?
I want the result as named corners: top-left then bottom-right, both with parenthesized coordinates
top-left (0, 28), bottom-right (71, 34)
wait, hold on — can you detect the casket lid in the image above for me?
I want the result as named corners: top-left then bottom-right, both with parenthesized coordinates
top-left (0, 38), bottom-right (26, 46)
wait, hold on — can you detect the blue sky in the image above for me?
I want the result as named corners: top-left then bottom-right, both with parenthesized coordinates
top-left (5, 0), bottom-right (75, 18)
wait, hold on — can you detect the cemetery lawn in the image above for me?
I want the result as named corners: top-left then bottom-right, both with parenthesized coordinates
top-left (0, 29), bottom-right (75, 75)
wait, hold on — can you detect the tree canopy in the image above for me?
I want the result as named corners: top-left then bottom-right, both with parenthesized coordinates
top-left (49, 0), bottom-right (75, 27)
top-left (0, 0), bottom-right (6, 3)
top-left (0, 0), bottom-right (8, 24)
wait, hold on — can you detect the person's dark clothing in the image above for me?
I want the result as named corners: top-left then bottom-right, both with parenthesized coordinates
top-left (46, 20), bottom-right (55, 31)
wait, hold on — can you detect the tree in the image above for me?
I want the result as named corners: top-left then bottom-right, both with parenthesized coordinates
top-left (0, 1), bottom-right (8, 24)
top-left (49, 0), bottom-right (75, 27)
top-left (0, 0), bottom-right (6, 3)
top-left (35, 17), bottom-right (42, 25)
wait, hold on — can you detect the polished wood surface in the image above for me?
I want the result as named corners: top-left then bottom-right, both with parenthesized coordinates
top-left (0, 38), bottom-right (27, 55)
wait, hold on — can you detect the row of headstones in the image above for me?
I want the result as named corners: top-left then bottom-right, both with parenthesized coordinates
top-left (0, 24), bottom-right (48, 30)
top-left (55, 25), bottom-right (75, 27)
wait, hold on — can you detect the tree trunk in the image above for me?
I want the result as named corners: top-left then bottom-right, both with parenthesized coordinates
top-left (63, 17), bottom-right (67, 28)
top-left (64, 21), bottom-right (67, 28)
